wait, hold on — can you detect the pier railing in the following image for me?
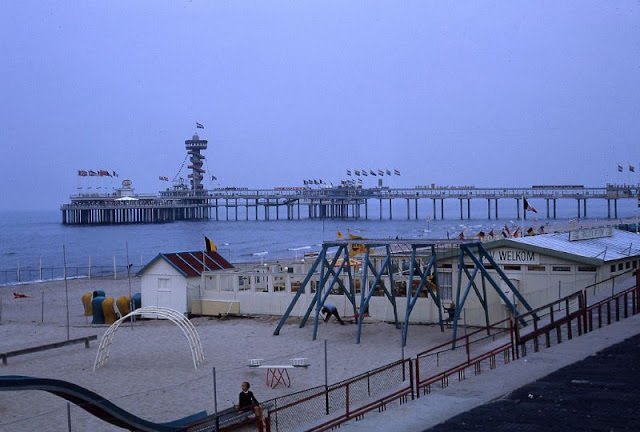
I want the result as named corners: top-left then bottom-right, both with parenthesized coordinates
top-left (0, 262), bottom-right (144, 286)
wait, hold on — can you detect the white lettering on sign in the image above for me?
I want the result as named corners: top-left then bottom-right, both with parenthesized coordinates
top-left (488, 249), bottom-right (539, 265)
top-left (569, 227), bottom-right (613, 242)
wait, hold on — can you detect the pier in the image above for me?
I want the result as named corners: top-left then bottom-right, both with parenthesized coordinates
top-left (61, 184), bottom-right (639, 225)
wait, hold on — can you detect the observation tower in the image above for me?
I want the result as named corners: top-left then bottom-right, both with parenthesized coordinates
top-left (185, 133), bottom-right (208, 190)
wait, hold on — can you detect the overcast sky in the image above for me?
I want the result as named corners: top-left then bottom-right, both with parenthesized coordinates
top-left (1, 1), bottom-right (639, 211)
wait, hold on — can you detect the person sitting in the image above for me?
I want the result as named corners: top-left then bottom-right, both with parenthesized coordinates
top-left (321, 303), bottom-right (346, 325)
top-left (238, 381), bottom-right (264, 430)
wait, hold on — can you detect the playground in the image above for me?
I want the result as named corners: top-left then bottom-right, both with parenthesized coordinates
top-left (0, 277), bottom-right (455, 432)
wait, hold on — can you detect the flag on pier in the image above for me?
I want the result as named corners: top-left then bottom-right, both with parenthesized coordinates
top-left (99, 170), bottom-right (111, 177)
top-left (196, 122), bottom-right (204, 129)
top-left (348, 233), bottom-right (367, 255)
top-left (346, 169), bottom-right (352, 176)
top-left (88, 170), bottom-right (97, 176)
top-left (204, 236), bottom-right (217, 252)
top-left (527, 227), bottom-right (536, 236)
top-left (354, 170), bottom-right (361, 176)
top-left (337, 231), bottom-right (344, 239)
top-left (386, 169), bottom-right (392, 176)
top-left (362, 170), bottom-right (368, 176)
top-left (378, 169), bottom-right (384, 176)
top-left (159, 176), bottom-right (169, 181)
top-left (618, 165), bottom-right (623, 172)
top-left (78, 170), bottom-right (88, 176)
top-left (630, 165), bottom-right (636, 173)
top-left (394, 169), bottom-right (401, 176)
top-left (370, 170), bottom-right (377, 176)
top-left (523, 198), bottom-right (537, 213)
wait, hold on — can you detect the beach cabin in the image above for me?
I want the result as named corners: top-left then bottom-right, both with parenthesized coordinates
top-left (433, 228), bottom-right (640, 326)
top-left (138, 251), bottom-right (233, 315)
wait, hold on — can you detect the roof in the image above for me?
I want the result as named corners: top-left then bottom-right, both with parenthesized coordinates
top-left (137, 251), bottom-right (234, 278)
top-left (509, 229), bottom-right (640, 263)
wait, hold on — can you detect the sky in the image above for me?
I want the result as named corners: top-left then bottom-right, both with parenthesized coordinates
top-left (1, 0), bottom-right (639, 211)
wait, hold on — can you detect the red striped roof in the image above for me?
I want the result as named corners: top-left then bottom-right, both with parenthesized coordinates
top-left (141, 251), bottom-right (233, 278)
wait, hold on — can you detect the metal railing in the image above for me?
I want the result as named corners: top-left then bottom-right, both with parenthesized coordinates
top-left (415, 318), bottom-right (514, 397)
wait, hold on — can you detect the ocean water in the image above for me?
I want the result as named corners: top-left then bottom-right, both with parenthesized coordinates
top-left (1, 197), bottom-right (638, 284)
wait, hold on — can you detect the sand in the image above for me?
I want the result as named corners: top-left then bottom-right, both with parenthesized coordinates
top-left (0, 277), bottom-right (457, 432)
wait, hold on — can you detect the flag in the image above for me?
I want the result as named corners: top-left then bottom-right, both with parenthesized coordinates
top-left (112, 171), bottom-right (118, 177)
top-left (618, 165), bottom-right (623, 172)
top-left (394, 169), bottom-right (401, 176)
top-left (386, 169), bottom-right (391, 176)
top-left (370, 170), bottom-right (377, 176)
top-left (523, 198), bottom-right (537, 213)
top-left (513, 227), bottom-right (521, 238)
top-left (457, 232), bottom-right (465, 240)
top-left (354, 170), bottom-right (361, 176)
top-left (159, 176), bottom-right (169, 181)
top-left (204, 236), bottom-right (217, 252)
top-left (378, 169), bottom-right (384, 176)
top-left (196, 122), bottom-right (204, 129)
top-left (477, 231), bottom-right (485, 239)
top-left (527, 227), bottom-right (536, 236)
top-left (346, 169), bottom-right (352, 176)
top-left (78, 170), bottom-right (88, 176)
top-left (211, 175), bottom-right (217, 181)
top-left (88, 170), bottom-right (97, 176)
top-left (99, 170), bottom-right (111, 177)
top-left (362, 170), bottom-right (368, 176)
top-left (503, 225), bottom-right (511, 237)
top-left (630, 165), bottom-right (636, 173)
top-left (337, 231), bottom-right (344, 239)
top-left (538, 226), bottom-right (546, 234)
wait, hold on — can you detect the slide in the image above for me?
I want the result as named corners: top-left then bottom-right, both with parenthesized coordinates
top-left (0, 375), bottom-right (206, 432)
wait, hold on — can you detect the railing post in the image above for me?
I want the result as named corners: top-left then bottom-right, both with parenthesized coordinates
top-left (465, 333), bottom-right (470, 363)
top-left (345, 383), bottom-right (350, 417)
top-left (409, 359), bottom-right (415, 400)
top-left (509, 319), bottom-right (515, 361)
top-left (415, 356), bottom-right (420, 399)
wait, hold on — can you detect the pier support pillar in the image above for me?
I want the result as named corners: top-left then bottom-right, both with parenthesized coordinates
top-left (516, 199), bottom-right (520, 219)
top-left (553, 199), bottom-right (557, 219)
top-left (577, 199), bottom-right (581, 219)
top-left (440, 199), bottom-right (444, 219)
top-left (583, 198), bottom-right (587, 218)
top-left (467, 199), bottom-right (471, 219)
top-left (406, 199), bottom-right (410, 220)
top-left (459, 199), bottom-right (463, 220)
top-left (614, 199), bottom-right (618, 218)
top-left (389, 199), bottom-right (393, 220)
top-left (487, 199), bottom-right (491, 220)
top-left (607, 199), bottom-right (611, 219)
top-left (495, 199), bottom-right (499, 219)
top-left (432, 199), bottom-right (437, 220)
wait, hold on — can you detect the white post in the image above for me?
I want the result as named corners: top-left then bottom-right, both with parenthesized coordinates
top-left (39, 256), bottom-right (42, 281)
top-left (63, 245), bottom-right (70, 341)
top-left (88, 256), bottom-right (92, 280)
top-left (17, 258), bottom-right (20, 282)
top-left (113, 256), bottom-right (117, 280)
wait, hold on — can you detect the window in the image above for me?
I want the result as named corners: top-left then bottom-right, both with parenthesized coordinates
top-left (634, 261), bottom-right (637, 269)
top-left (626, 262), bottom-right (631, 269)
top-left (552, 266), bottom-right (571, 272)
top-left (439, 272), bottom-right (453, 300)
top-left (527, 265), bottom-right (546, 272)
top-left (611, 264), bottom-right (616, 273)
top-left (503, 265), bottom-right (522, 271)
top-left (464, 264), bottom-right (476, 270)
top-left (577, 266), bottom-right (597, 272)
top-left (618, 263), bottom-right (624, 271)
top-left (439, 263), bottom-right (453, 269)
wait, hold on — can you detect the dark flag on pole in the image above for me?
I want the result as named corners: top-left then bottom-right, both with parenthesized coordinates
top-left (618, 164), bottom-right (623, 172)
top-left (630, 165), bottom-right (636, 173)
top-left (204, 236), bottom-right (217, 252)
top-left (196, 122), bottom-right (204, 129)
top-left (523, 198), bottom-right (537, 213)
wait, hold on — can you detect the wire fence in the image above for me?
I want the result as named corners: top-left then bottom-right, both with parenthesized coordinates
top-left (265, 358), bottom-right (412, 432)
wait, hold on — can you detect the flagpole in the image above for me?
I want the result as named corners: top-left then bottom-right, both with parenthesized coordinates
top-left (521, 194), bottom-right (525, 238)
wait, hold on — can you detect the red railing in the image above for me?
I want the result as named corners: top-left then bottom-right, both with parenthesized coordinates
top-left (265, 358), bottom-right (413, 432)
top-left (415, 318), bottom-right (514, 397)
top-left (586, 284), bottom-right (640, 331)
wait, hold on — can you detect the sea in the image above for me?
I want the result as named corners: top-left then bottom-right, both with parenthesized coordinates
top-left (1, 197), bottom-right (638, 285)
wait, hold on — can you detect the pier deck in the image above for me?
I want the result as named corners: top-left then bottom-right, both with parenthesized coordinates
top-left (60, 184), bottom-right (639, 225)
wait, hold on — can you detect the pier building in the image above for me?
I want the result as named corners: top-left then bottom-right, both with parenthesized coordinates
top-left (60, 134), bottom-right (639, 225)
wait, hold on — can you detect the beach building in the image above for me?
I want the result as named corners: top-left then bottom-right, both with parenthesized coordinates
top-left (137, 251), bottom-right (233, 315)
top-left (142, 229), bottom-right (639, 328)
top-left (434, 227), bottom-right (640, 326)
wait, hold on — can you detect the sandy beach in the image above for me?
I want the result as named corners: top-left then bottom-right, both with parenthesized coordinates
top-left (0, 277), bottom-right (459, 431)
